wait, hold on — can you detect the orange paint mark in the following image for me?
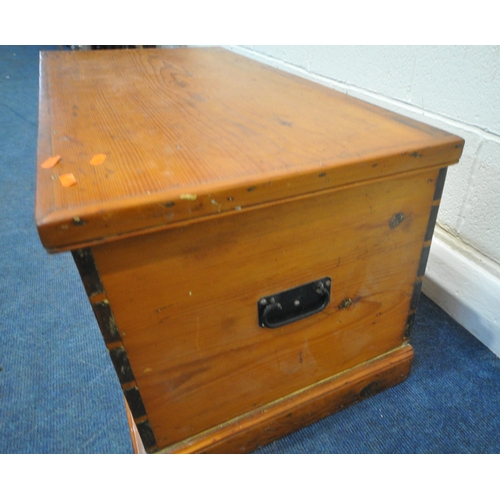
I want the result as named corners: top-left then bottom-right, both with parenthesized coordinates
top-left (59, 173), bottom-right (77, 187)
top-left (90, 153), bottom-right (107, 166)
top-left (40, 155), bottom-right (61, 169)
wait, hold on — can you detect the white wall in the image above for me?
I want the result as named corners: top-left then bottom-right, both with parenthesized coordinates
top-left (225, 45), bottom-right (500, 355)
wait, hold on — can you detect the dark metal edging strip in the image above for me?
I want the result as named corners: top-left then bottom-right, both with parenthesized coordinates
top-left (433, 167), bottom-right (448, 201)
top-left (71, 248), bottom-right (159, 453)
top-left (404, 167), bottom-right (448, 340)
top-left (417, 245), bottom-right (431, 280)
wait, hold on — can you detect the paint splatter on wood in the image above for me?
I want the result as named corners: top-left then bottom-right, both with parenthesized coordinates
top-left (59, 173), bottom-right (77, 187)
top-left (90, 154), bottom-right (107, 166)
top-left (40, 155), bottom-right (61, 169)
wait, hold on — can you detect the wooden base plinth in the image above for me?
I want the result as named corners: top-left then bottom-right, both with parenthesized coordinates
top-left (124, 397), bottom-right (147, 454)
top-left (124, 344), bottom-right (413, 454)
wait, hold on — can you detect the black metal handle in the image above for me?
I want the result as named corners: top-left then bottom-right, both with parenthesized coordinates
top-left (258, 277), bottom-right (331, 329)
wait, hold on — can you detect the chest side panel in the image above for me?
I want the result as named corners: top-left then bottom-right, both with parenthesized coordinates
top-left (92, 168), bottom-right (438, 448)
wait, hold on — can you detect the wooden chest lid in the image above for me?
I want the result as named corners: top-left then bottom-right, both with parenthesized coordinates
top-left (36, 47), bottom-right (464, 252)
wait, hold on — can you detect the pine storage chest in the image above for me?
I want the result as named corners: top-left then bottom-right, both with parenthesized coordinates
top-left (35, 47), bottom-right (464, 453)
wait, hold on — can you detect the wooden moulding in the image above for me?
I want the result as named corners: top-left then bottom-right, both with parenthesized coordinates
top-left (124, 397), bottom-right (146, 454)
top-left (157, 344), bottom-right (414, 454)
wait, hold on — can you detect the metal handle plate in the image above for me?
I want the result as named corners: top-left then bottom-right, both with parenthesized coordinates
top-left (258, 277), bottom-right (331, 328)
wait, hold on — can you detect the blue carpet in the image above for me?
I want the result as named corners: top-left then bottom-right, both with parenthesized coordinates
top-left (0, 45), bottom-right (132, 454)
top-left (1, 45), bottom-right (499, 454)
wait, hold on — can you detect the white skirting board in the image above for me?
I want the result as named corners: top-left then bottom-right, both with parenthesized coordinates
top-left (422, 231), bottom-right (500, 358)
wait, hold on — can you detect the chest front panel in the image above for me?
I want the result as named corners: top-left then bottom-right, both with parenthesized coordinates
top-left (92, 167), bottom-right (438, 448)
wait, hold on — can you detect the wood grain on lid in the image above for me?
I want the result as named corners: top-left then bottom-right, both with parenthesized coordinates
top-left (36, 47), bottom-right (464, 251)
